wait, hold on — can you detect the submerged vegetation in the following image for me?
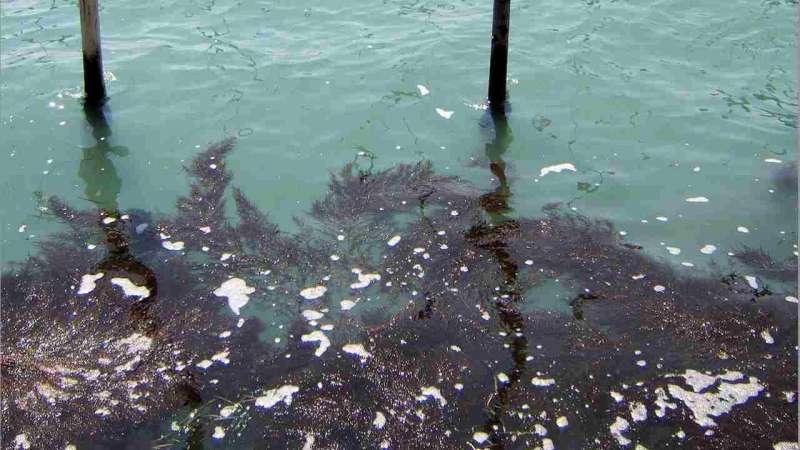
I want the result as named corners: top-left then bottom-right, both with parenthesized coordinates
top-left (1, 139), bottom-right (797, 449)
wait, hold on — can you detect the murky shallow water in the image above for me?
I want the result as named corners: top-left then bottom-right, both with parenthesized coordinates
top-left (1, 0), bottom-right (797, 449)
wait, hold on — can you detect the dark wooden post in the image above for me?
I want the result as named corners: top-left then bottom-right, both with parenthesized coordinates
top-left (488, 0), bottom-right (510, 112)
top-left (79, 0), bottom-right (106, 106)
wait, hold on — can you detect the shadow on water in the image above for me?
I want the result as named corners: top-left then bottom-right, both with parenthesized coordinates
top-left (468, 110), bottom-right (530, 448)
top-left (81, 104), bottom-right (161, 336)
top-left (80, 105), bottom-right (129, 212)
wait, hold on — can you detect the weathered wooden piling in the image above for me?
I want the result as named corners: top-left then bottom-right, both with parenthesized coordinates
top-left (488, 0), bottom-right (511, 112)
top-left (79, 0), bottom-right (106, 106)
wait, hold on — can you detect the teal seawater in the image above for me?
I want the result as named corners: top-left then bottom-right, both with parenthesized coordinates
top-left (1, 0), bottom-right (796, 269)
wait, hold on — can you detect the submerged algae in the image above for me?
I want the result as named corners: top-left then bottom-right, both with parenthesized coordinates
top-left (1, 139), bottom-right (796, 449)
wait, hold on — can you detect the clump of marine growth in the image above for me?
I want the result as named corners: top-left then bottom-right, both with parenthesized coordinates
top-left (2, 139), bottom-right (796, 449)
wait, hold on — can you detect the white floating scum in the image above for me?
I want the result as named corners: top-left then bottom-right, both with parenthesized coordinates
top-left (531, 377), bottom-right (556, 387)
top-left (340, 299), bottom-right (357, 311)
top-left (419, 386), bottom-right (447, 407)
top-left (629, 402), bottom-right (647, 422)
top-left (255, 385), bottom-right (299, 409)
top-left (299, 285), bottom-right (327, 300)
top-left (302, 310), bottom-right (324, 321)
top-left (212, 426), bottom-right (225, 439)
top-left (665, 370), bottom-right (764, 427)
top-left (213, 278), bottom-right (255, 315)
top-left (350, 268), bottom-right (381, 289)
top-left (472, 432), bottom-right (489, 444)
top-left (342, 343), bottom-right (372, 362)
top-left (111, 277), bottom-right (150, 299)
top-left (162, 241), bottom-right (185, 251)
top-left (609, 416), bottom-right (631, 446)
top-left (77, 272), bottom-right (104, 295)
top-left (373, 411), bottom-right (387, 429)
top-left (436, 108), bottom-right (454, 119)
top-left (744, 275), bottom-right (759, 290)
top-left (13, 434), bottom-right (31, 450)
top-left (700, 244), bottom-right (717, 255)
top-left (301, 331), bottom-right (330, 357)
top-left (539, 163), bottom-right (576, 177)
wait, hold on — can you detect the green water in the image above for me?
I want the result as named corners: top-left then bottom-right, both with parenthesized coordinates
top-left (1, 1), bottom-right (798, 447)
top-left (2, 0), bottom-right (796, 273)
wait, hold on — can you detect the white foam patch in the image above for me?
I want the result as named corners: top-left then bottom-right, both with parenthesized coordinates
top-left (342, 343), bottom-right (372, 362)
top-left (212, 426), bottom-right (225, 439)
top-left (302, 310), bottom-right (324, 321)
top-left (350, 268), bottom-right (381, 289)
top-left (539, 163), bottom-right (576, 177)
top-left (162, 241), bottom-right (185, 251)
top-left (630, 402), bottom-right (647, 422)
top-left (419, 386), bottom-right (447, 407)
top-left (301, 331), bottom-right (330, 356)
top-left (13, 434), bottom-right (31, 449)
top-left (436, 108), bottom-right (454, 119)
top-left (773, 443), bottom-right (800, 450)
top-left (654, 387), bottom-right (677, 418)
top-left (666, 370), bottom-right (763, 427)
top-left (473, 432), bottom-right (489, 444)
top-left (609, 417), bottom-right (631, 446)
top-left (255, 385), bottom-right (299, 409)
top-left (302, 434), bottom-right (315, 450)
top-left (300, 286), bottom-right (327, 300)
top-left (77, 273), bottom-right (104, 295)
top-left (213, 278), bottom-right (255, 315)
top-left (700, 245), bottom-right (717, 255)
top-left (531, 377), bottom-right (556, 387)
top-left (373, 411), bottom-right (387, 429)
top-left (111, 278), bottom-right (150, 299)
top-left (197, 360), bottom-right (213, 369)
top-left (340, 299), bottom-right (357, 311)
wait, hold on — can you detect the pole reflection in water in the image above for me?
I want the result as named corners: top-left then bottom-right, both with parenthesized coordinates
top-left (80, 104), bottom-right (127, 212)
top-left (80, 104), bottom-right (159, 335)
top-left (466, 109), bottom-right (529, 449)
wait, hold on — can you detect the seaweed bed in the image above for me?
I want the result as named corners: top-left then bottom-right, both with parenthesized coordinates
top-left (1, 139), bottom-right (797, 450)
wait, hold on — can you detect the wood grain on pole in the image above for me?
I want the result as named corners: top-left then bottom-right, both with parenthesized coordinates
top-left (79, 0), bottom-right (106, 105)
top-left (488, 0), bottom-right (510, 112)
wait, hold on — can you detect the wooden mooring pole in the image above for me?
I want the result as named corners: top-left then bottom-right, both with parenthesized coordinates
top-left (79, 0), bottom-right (106, 106)
top-left (488, 0), bottom-right (510, 112)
